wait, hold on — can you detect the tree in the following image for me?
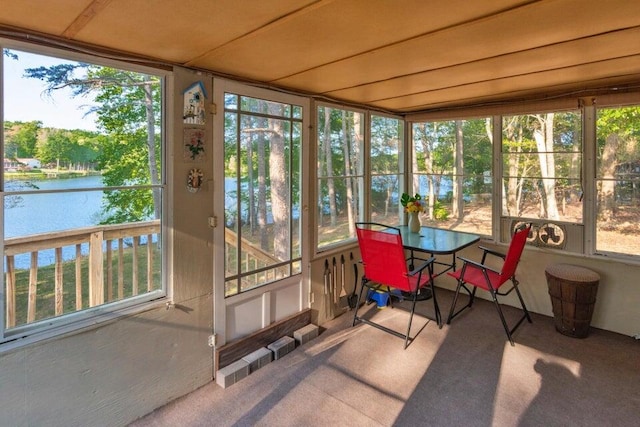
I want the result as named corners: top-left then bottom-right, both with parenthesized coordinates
top-left (533, 113), bottom-right (560, 220)
top-left (596, 106), bottom-right (640, 221)
top-left (4, 120), bottom-right (41, 158)
top-left (24, 64), bottom-right (161, 223)
top-left (502, 115), bottom-right (535, 217)
top-left (413, 122), bottom-right (452, 220)
top-left (452, 120), bottom-right (464, 218)
top-left (501, 112), bottom-right (581, 220)
top-left (343, 110), bottom-right (358, 237)
top-left (36, 128), bottom-right (72, 168)
top-left (33, 127), bottom-right (101, 170)
top-left (370, 116), bottom-right (401, 218)
top-left (321, 107), bottom-right (337, 226)
top-left (267, 104), bottom-right (289, 261)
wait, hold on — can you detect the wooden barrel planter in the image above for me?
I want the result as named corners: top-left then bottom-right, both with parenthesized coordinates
top-left (545, 263), bottom-right (600, 338)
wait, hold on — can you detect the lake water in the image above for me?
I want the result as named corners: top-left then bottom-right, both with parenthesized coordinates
top-left (5, 175), bottom-right (105, 238)
top-left (5, 175), bottom-right (106, 268)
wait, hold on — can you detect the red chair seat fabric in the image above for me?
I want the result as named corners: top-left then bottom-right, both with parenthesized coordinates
top-left (448, 265), bottom-right (503, 292)
top-left (446, 224), bottom-right (533, 346)
top-left (353, 222), bottom-right (440, 349)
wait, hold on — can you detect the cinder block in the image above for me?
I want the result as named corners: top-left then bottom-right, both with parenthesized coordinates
top-left (293, 323), bottom-right (319, 346)
top-left (216, 359), bottom-right (249, 388)
top-left (267, 335), bottom-right (296, 360)
top-left (241, 347), bottom-right (273, 373)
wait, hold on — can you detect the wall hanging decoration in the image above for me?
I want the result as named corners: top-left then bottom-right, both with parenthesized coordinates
top-left (183, 81), bottom-right (207, 125)
top-left (187, 168), bottom-right (204, 193)
top-left (183, 128), bottom-right (206, 161)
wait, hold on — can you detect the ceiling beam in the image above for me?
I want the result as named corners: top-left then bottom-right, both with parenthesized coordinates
top-left (270, 0), bottom-right (539, 83)
top-left (62, 0), bottom-right (114, 39)
top-left (184, 0), bottom-right (335, 67)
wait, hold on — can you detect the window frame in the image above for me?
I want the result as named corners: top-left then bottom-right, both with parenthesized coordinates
top-left (222, 91), bottom-right (305, 297)
top-left (592, 101), bottom-right (640, 260)
top-left (313, 104), bottom-right (406, 254)
top-left (408, 116), bottom-right (495, 236)
top-left (0, 40), bottom-right (171, 350)
top-left (497, 108), bottom-right (585, 252)
top-left (407, 96), bottom-right (640, 263)
top-left (314, 101), bottom-right (367, 252)
top-left (369, 112), bottom-right (405, 226)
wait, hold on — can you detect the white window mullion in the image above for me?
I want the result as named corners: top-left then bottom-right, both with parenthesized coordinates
top-left (493, 115), bottom-right (503, 242)
top-left (583, 105), bottom-right (597, 255)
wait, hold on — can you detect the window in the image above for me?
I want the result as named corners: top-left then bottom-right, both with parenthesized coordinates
top-left (500, 111), bottom-right (582, 248)
top-left (595, 105), bottom-right (640, 257)
top-left (408, 101), bottom-right (640, 260)
top-left (2, 47), bottom-right (166, 340)
top-left (316, 105), bottom-right (364, 249)
top-left (223, 94), bottom-right (302, 296)
top-left (411, 118), bottom-right (493, 236)
top-left (501, 111), bottom-right (582, 221)
top-left (370, 114), bottom-right (404, 225)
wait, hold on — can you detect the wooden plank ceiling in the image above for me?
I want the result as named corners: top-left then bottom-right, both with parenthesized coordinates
top-left (1, 0), bottom-right (639, 114)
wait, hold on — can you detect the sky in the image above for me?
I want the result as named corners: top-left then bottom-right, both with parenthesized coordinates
top-left (4, 48), bottom-right (97, 131)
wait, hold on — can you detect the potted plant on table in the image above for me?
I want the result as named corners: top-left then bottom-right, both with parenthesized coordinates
top-left (401, 193), bottom-right (425, 233)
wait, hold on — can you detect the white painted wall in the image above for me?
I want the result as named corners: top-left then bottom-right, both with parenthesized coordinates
top-left (0, 66), bottom-right (216, 426)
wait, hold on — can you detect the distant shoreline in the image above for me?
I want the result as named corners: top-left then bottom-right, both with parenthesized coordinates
top-left (5, 169), bottom-right (102, 181)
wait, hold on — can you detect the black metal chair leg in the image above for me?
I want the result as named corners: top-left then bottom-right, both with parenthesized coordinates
top-left (513, 281), bottom-right (533, 323)
top-left (447, 280), bottom-right (463, 324)
top-left (490, 290), bottom-right (515, 346)
top-left (429, 282), bottom-right (442, 328)
top-left (447, 281), bottom-right (477, 323)
top-left (352, 277), bottom-right (367, 326)
top-left (404, 292), bottom-right (419, 349)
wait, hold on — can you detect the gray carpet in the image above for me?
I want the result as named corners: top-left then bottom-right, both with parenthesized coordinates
top-left (131, 290), bottom-right (639, 427)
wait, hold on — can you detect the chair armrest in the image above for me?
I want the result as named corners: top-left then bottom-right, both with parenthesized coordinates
top-left (457, 256), bottom-right (501, 275)
top-left (478, 246), bottom-right (506, 260)
top-left (408, 256), bottom-right (436, 276)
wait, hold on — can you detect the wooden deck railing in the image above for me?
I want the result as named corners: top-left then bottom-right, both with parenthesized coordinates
top-left (4, 220), bottom-right (160, 328)
top-left (224, 228), bottom-right (289, 295)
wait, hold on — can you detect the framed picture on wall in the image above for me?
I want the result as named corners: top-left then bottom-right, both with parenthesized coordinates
top-left (183, 127), bottom-right (206, 162)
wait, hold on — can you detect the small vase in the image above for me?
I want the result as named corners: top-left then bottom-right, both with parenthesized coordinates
top-left (408, 212), bottom-right (421, 233)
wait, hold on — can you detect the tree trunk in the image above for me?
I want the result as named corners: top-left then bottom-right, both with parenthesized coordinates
top-left (599, 133), bottom-right (619, 221)
top-left (423, 123), bottom-right (436, 220)
top-left (412, 125), bottom-right (422, 203)
top-left (247, 132), bottom-right (255, 233)
top-left (268, 105), bottom-right (289, 261)
top-left (345, 111), bottom-right (359, 236)
top-left (323, 108), bottom-right (337, 226)
top-left (257, 132), bottom-right (268, 249)
top-left (503, 116), bottom-right (528, 217)
top-left (534, 113), bottom-right (559, 220)
top-left (452, 120), bottom-right (464, 218)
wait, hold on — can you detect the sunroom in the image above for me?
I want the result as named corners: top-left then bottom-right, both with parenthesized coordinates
top-left (1, 1), bottom-right (639, 426)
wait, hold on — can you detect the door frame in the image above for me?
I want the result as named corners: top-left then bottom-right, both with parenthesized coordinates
top-left (211, 78), bottom-right (311, 362)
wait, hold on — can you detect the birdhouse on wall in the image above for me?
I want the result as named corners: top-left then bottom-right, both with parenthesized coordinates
top-left (183, 81), bottom-right (207, 125)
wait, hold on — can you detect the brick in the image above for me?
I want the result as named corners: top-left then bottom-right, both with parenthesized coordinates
top-left (241, 347), bottom-right (273, 373)
top-left (215, 359), bottom-right (249, 388)
top-left (293, 323), bottom-right (319, 345)
top-left (267, 335), bottom-right (295, 360)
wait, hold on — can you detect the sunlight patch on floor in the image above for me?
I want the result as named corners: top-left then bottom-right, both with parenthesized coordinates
top-left (293, 307), bottom-right (449, 423)
top-left (492, 342), bottom-right (582, 426)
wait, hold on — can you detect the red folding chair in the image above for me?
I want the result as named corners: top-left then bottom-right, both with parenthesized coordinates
top-left (353, 222), bottom-right (440, 349)
top-left (446, 224), bottom-right (532, 345)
